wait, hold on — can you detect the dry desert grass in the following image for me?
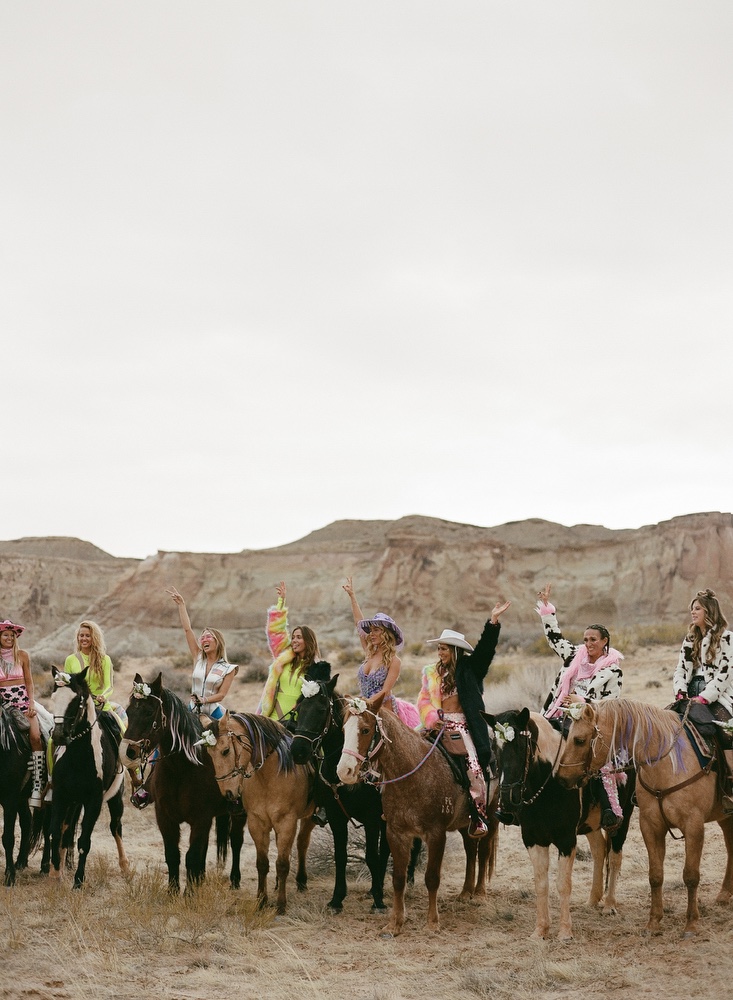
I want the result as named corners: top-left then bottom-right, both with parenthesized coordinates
top-left (3, 645), bottom-right (733, 1000)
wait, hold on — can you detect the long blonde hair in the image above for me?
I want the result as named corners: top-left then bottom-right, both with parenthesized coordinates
top-left (75, 620), bottom-right (107, 687)
top-left (367, 626), bottom-right (397, 672)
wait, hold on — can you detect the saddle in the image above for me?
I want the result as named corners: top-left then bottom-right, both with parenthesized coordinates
top-left (423, 729), bottom-right (470, 789)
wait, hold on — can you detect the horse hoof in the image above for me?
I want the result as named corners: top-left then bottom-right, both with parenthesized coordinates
top-left (327, 904), bottom-right (343, 915)
top-left (379, 931), bottom-right (395, 939)
top-left (370, 904), bottom-right (387, 914)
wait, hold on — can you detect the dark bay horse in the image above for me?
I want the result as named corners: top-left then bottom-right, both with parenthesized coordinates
top-left (291, 676), bottom-right (420, 914)
top-left (119, 673), bottom-right (245, 893)
top-left (485, 708), bottom-right (635, 941)
top-left (0, 705), bottom-right (38, 885)
top-left (556, 698), bottom-right (733, 937)
top-left (50, 667), bottom-right (129, 887)
top-left (204, 710), bottom-right (314, 914)
top-left (337, 692), bottom-right (499, 936)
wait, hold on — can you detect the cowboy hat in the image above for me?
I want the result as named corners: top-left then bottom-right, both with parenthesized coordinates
top-left (357, 612), bottom-right (405, 650)
top-left (0, 619), bottom-right (25, 636)
top-left (426, 628), bottom-right (474, 652)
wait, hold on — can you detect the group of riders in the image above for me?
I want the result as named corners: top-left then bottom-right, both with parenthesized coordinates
top-left (2, 578), bottom-right (732, 839)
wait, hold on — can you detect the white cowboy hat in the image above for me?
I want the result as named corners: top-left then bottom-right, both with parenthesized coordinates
top-left (426, 628), bottom-right (474, 652)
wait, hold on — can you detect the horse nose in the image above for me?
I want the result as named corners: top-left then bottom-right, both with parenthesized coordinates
top-left (125, 745), bottom-right (137, 761)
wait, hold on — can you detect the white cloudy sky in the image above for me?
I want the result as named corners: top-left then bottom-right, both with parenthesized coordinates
top-left (3, 2), bottom-right (731, 558)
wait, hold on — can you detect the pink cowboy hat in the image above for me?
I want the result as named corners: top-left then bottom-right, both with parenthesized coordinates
top-left (0, 619), bottom-right (25, 636)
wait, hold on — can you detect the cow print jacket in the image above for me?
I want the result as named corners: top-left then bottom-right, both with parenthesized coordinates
top-left (540, 609), bottom-right (623, 717)
top-left (673, 629), bottom-right (733, 715)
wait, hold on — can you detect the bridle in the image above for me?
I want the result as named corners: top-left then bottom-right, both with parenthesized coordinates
top-left (53, 688), bottom-right (99, 747)
top-left (500, 723), bottom-right (565, 813)
top-left (341, 704), bottom-right (446, 787)
top-left (291, 691), bottom-right (334, 759)
top-left (123, 693), bottom-right (168, 767)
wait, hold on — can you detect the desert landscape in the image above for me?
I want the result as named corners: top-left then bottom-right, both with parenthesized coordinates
top-left (3, 514), bottom-right (733, 999)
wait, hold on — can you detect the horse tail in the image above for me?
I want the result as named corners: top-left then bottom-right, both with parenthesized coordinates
top-left (486, 821), bottom-right (499, 882)
top-left (216, 814), bottom-right (230, 865)
top-left (29, 803), bottom-right (48, 855)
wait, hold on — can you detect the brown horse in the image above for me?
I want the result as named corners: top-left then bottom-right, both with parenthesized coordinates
top-left (204, 710), bottom-right (315, 914)
top-left (555, 698), bottom-right (733, 937)
top-left (336, 692), bottom-right (498, 936)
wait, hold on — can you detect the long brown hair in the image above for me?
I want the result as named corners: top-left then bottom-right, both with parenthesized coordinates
top-left (292, 625), bottom-right (320, 679)
top-left (436, 646), bottom-right (467, 698)
top-left (687, 589), bottom-right (729, 666)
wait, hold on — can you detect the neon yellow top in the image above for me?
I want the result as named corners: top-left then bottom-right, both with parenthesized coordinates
top-left (64, 652), bottom-right (114, 711)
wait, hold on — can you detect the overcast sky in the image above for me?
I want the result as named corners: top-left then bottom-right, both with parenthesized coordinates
top-left (3, 2), bottom-right (731, 559)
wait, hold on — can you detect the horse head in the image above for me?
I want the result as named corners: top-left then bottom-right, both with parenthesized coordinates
top-left (291, 675), bottom-right (339, 765)
top-left (483, 708), bottom-right (535, 822)
top-left (336, 691), bottom-right (385, 785)
top-left (51, 665), bottom-right (95, 746)
top-left (119, 672), bottom-right (169, 768)
top-left (554, 702), bottom-right (600, 788)
top-left (201, 711), bottom-right (249, 803)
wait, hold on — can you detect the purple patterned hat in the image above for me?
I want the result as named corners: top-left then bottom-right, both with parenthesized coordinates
top-left (357, 612), bottom-right (405, 651)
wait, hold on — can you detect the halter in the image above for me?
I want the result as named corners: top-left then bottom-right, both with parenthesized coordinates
top-left (53, 689), bottom-right (98, 746)
top-left (500, 726), bottom-right (564, 813)
top-left (291, 690), bottom-right (334, 758)
top-left (340, 706), bottom-right (390, 783)
top-left (211, 729), bottom-right (260, 782)
top-left (123, 692), bottom-right (168, 766)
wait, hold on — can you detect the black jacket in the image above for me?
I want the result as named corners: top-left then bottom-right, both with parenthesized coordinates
top-left (454, 619), bottom-right (501, 774)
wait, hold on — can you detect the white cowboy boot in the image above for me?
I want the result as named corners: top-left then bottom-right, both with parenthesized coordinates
top-left (29, 750), bottom-right (46, 809)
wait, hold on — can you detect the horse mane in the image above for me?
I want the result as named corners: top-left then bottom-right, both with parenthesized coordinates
top-left (159, 686), bottom-right (205, 765)
top-left (0, 706), bottom-right (26, 752)
top-left (529, 711), bottom-right (561, 765)
top-left (595, 698), bottom-right (686, 772)
top-left (229, 713), bottom-right (295, 773)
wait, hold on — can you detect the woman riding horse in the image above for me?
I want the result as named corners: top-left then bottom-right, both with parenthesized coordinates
top-left (418, 599), bottom-right (510, 838)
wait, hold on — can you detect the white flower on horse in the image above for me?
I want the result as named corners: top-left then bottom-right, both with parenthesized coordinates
top-left (348, 697), bottom-right (368, 715)
top-left (194, 729), bottom-right (217, 748)
top-left (132, 681), bottom-right (152, 699)
top-left (55, 671), bottom-right (72, 687)
top-left (494, 721), bottom-right (515, 748)
top-left (301, 679), bottom-right (320, 699)
top-left (714, 719), bottom-right (733, 737)
top-left (561, 702), bottom-right (585, 721)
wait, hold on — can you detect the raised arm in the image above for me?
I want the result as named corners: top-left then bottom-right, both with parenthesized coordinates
top-left (343, 577), bottom-right (368, 651)
top-left (535, 583), bottom-right (577, 663)
top-left (467, 601), bottom-right (511, 678)
top-left (266, 581), bottom-right (291, 659)
top-left (167, 587), bottom-right (200, 661)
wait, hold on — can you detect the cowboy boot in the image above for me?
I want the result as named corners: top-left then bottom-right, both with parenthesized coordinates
top-left (467, 771), bottom-right (488, 839)
top-left (29, 750), bottom-right (46, 809)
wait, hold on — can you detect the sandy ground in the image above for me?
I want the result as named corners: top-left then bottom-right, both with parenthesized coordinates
top-left (2, 646), bottom-right (733, 1000)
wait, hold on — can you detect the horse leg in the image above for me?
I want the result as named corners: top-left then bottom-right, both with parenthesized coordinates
top-left (585, 828), bottom-right (606, 907)
top-left (406, 836), bottom-right (421, 886)
top-left (248, 814), bottom-right (271, 908)
top-left (73, 795), bottom-right (103, 888)
top-left (228, 812), bottom-right (245, 890)
top-left (424, 831), bottom-right (447, 932)
top-left (681, 821), bottom-right (705, 938)
top-left (715, 816), bottom-right (733, 904)
top-left (458, 829), bottom-right (478, 901)
top-left (382, 831), bottom-right (413, 937)
top-left (108, 789), bottom-right (129, 875)
top-left (295, 815), bottom-right (314, 893)
top-left (157, 812), bottom-right (183, 894)
top-left (326, 811), bottom-right (348, 912)
top-left (364, 819), bottom-right (387, 913)
top-left (16, 799), bottom-right (32, 871)
top-left (555, 847), bottom-right (576, 941)
top-left (473, 827), bottom-right (494, 897)
top-left (527, 845), bottom-right (551, 940)
top-left (2, 805), bottom-right (18, 886)
top-left (185, 817), bottom-right (213, 890)
top-left (639, 809), bottom-right (667, 935)
top-left (273, 817), bottom-right (298, 915)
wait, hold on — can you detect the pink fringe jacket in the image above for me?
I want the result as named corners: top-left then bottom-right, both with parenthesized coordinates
top-left (256, 603), bottom-right (295, 717)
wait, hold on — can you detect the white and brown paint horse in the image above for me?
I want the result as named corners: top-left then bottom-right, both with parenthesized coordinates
top-left (485, 707), bottom-right (634, 941)
top-left (336, 692), bottom-right (498, 936)
top-left (556, 698), bottom-right (733, 937)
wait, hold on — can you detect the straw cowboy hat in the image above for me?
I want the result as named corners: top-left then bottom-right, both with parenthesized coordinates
top-left (357, 612), bottom-right (405, 650)
top-left (426, 628), bottom-right (474, 652)
top-left (0, 619), bottom-right (25, 636)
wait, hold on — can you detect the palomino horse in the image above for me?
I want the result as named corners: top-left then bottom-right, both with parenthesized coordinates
top-left (337, 692), bottom-right (498, 936)
top-left (484, 708), bottom-right (635, 941)
top-left (120, 674), bottom-right (245, 892)
top-left (291, 676), bottom-right (421, 913)
top-left (555, 698), bottom-right (733, 937)
top-left (0, 705), bottom-right (39, 885)
top-left (50, 667), bottom-right (129, 887)
top-left (203, 710), bottom-right (315, 914)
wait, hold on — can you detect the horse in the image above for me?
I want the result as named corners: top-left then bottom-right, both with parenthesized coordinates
top-left (336, 691), bottom-right (499, 936)
top-left (119, 673), bottom-right (245, 893)
top-left (49, 666), bottom-right (129, 887)
top-left (291, 676), bottom-right (421, 913)
top-left (484, 707), bottom-right (635, 941)
top-left (555, 697), bottom-right (733, 938)
top-left (202, 710), bottom-right (315, 915)
top-left (0, 705), bottom-right (40, 885)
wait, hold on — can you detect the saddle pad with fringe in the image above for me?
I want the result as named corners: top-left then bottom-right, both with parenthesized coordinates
top-left (423, 731), bottom-right (469, 789)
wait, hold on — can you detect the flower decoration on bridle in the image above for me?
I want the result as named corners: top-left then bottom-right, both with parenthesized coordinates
top-left (494, 721), bottom-right (515, 748)
top-left (132, 681), bottom-right (152, 699)
top-left (54, 671), bottom-right (72, 687)
top-left (560, 702), bottom-right (585, 722)
top-left (346, 697), bottom-right (367, 715)
top-left (193, 729), bottom-right (217, 748)
top-left (714, 719), bottom-right (733, 737)
top-left (301, 679), bottom-right (320, 699)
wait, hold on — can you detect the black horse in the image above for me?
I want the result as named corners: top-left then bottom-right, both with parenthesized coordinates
top-left (484, 707), bottom-right (635, 941)
top-left (291, 676), bottom-right (420, 913)
top-left (0, 705), bottom-right (44, 885)
top-left (50, 666), bottom-right (129, 888)
top-left (119, 673), bottom-right (245, 893)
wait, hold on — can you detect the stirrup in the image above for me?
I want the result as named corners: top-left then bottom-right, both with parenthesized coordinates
top-left (721, 794), bottom-right (733, 815)
top-left (130, 788), bottom-right (151, 810)
top-left (467, 817), bottom-right (488, 839)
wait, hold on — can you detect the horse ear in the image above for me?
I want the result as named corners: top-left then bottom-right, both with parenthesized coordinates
top-left (369, 691), bottom-right (387, 713)
top-left (327, 675), bottom-right (339, 694)
top-left (133, 672), bottom-right (144, 685)
top-left (482, 711), bottom-right (496, 728)
top-left (151, 673), bottom-right (163, 695)
top-left (220, 710), bottom-right (230, 731)
top-left (51, 665), bottom-right (60, 680)
top-left (518, 707), bottom-right (530, 729)
top-left (78, 666), bottom-right (89, 683)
